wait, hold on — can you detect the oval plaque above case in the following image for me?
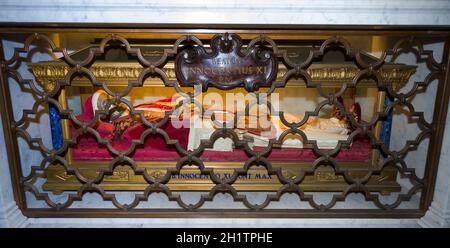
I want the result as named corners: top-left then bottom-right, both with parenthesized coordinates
top-left (175, 33), bottom-right (278, 92)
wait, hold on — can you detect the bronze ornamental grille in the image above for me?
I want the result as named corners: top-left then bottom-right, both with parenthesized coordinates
top-left (0, 25), bottom-right (449, 218)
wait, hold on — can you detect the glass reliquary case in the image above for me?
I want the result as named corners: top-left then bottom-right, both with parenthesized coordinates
top-left (27, 33), bottom-right (416, 196)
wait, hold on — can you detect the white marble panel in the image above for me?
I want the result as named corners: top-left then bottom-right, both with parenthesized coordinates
top-left (0, 0), bottom-right (450, 25)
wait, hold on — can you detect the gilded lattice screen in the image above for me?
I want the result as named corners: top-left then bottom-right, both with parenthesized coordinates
top-left (0, 25), bottom-right (449, 218)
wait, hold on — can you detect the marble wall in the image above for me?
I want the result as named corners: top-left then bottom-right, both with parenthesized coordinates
top-left (0, 0), bottom-right (450, 25)
top-left (0, 103), bottom-right (13, 227)
top-left (0, 0), bottom-right (450, 227)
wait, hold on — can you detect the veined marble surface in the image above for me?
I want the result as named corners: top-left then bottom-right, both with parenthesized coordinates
top-left (0, 0), bottom-right (450, 25)
top-left (26, 218), bottom-right (420, 228)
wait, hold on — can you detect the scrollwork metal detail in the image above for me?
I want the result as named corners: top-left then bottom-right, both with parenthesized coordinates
top-left (0, 28), bottom-right (448, 218)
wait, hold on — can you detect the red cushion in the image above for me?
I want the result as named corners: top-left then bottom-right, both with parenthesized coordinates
top-left (121, 122), bottom-right (190, 150)
top-left (70, 114), bottom-right (190, 153)
top-left (71, 131), bottom-right (371, 162)
top-left (83, 95), bottom-right (94, 120)
top-left (71, 114), bottom-right (114, 140)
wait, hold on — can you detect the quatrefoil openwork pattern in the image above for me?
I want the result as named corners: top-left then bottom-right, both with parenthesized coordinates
top-left (0, 29), bottom-right (449, 218)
